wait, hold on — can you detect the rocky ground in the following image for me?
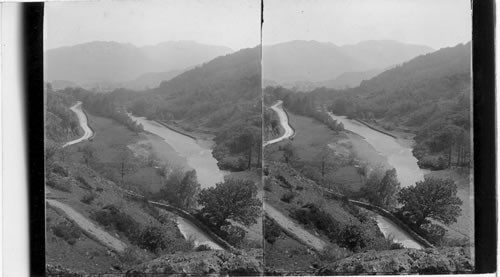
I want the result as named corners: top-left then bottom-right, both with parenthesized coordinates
top-left (317, 247), bottom-right (473, 275)
top-left (126, 249), bottom-right (263, 276)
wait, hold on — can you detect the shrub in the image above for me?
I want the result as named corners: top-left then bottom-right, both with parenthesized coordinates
top-left (390, 242), bottom-right (405, 249)
top-left (291, 203), bottom-right (341, 242)
top-left (135, 226), bottom-right (169, 253)
top-left (91, 205), bottom-right (140, 239)
top-left (220, 225), bottom-right (246, 246)
top-left (280, 191), bottom-right (295, 203)
top-left (46, 174), bottom-right (72, 192)
top-left (76, 176), bottom-right (92, 190)
top-left (420, 223), bottom-right (447, 245)
top-left (218, 157), bottom-right (247, 171)
top-left (80, 193), bottom-right (96, 204)
top-left (337, 224), bottom-right (368, 251)
top-left (194, 244), bottom-right (212, 251)
top-left (52, 222), bottom-right (81, 245)
top-left (318, 245), bottom-right (352, 262)
top-left (52, 163), bottom-right (68, 177)
top-left (264, 217), bottom-right (281, 244)
top-left (118, 247), bottom-right (147, 266)
top-left (263, 178), bottom-right (273, 192)
top-left (417, 155), bottom-right (447, 170)
top-left (276, 175), bottom-right (292, 189)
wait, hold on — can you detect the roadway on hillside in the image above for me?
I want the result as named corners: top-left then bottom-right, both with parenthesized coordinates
top-left (63, 101), bottom-right (94, 148)
top-left (265, 203), bottom-right (327, 251)
top-left (264, 100), bottom-right (294, 146)
top-left (46, 199), bottom-right (127, 253)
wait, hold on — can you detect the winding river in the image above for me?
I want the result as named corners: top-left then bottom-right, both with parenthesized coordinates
top-left (328, 112), bottom-right (426, 189)
top-left (128, 114), bottom-right (226, 250)
top-left (128, 115), bottom-right (226, 189)
top-left (268, 101), bottom-right (424, 249)
top-left (327, 113), bottom-right (425, 248)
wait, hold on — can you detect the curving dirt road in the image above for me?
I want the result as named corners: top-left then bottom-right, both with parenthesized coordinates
top-left (63, 101), bottom-right (94, 148)
top-left (265, 203), bottom-right (327, 251)
top-left (264, 100), bottom-right (295, 146)
top-left (47, 199), bottom-right (127, 253)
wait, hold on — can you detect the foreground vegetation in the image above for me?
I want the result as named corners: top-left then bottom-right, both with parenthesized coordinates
top-left (45, 87), bottom-right (263, 273)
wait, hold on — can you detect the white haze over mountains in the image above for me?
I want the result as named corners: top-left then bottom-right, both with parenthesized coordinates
top-left (262, 0), bottom-right (470, 90)
top-left (44, 0), bottom-right (260, 91)
top-left (45, 41), bottom-right (233, 91)
top-left (262, 40), bottom-right (434, 90)
top-left (46, 39), bottom-right (435, 92)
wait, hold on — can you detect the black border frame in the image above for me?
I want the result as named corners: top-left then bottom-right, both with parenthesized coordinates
top-left (472, 0), bottom-right (496, 273)
top-left (22, 3), bottom-right (45, 276)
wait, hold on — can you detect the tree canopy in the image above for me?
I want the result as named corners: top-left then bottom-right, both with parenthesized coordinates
top-left (197, 178), bottom-right (262, 229)
top-left (155, 169), bottom-right (200, 210)
top-left (397, 177), bottom-right (462, 227)
top-left (360, 168), bottom-right (401, 209)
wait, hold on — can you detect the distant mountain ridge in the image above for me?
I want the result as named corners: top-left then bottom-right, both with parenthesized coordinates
top-left (45, 41), bottom-right (233, 91)
top-left (263, 40), bottom-right (434, 88)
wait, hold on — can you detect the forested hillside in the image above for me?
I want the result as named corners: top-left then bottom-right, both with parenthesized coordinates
top-left (45, 85), bottom-right (81, 143)
top-left (129, 46), bottom-right (262, 171)
top-left (317, 42), bottom-right (472, 169)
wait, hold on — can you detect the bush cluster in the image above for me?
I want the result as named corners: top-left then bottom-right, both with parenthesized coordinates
top-left (217, 156), bottom-right (247, 171)
top-left (91, 205), bottom-right (140, 238)
top-left (291, 203), bottom-right (341, 242)
top-left (264, 217), bottom-right (281, 244)
top-left (280, 191), bottom-right (296, 203)
top-left (80, 193), bottom-right (96, 204)
top-left (46, 174), bottom-right (72, 192)
top-left (52, 221), bottom-right (81, 245)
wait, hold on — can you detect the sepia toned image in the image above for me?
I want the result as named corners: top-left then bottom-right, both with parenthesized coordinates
top-left (44, 0), bottom-right (263, 275)
top-left (262, 0), bottom-right (474, 275)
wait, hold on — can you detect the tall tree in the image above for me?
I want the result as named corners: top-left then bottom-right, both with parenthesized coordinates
top-left (156, 169), bottom-right (200, 210)
top-left (397, 177), bottom-right (462, 228)
top-left (197, 179), bottom-right (262, 229)
top-left (317, 146), bottom-right (334, 177)
top-left (377, 169), bottom-right (401, 208)
top-left (117, 149), bottom-right (134, 185)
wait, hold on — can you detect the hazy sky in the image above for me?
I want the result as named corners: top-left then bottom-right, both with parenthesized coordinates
top-left (44, 0), bottom-right (261, 51)
top-left (263, 0), bottom-right (472, 49)
top-left (46, 0), bottom-right (471, 51)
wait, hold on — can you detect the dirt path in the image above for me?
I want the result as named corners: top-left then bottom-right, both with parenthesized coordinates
top-left (63, 101), bottom-right (94, 148)
top-left (46, 199), bottom-right (127, 253)
top-left (265, 203), bottom-right (327, 251)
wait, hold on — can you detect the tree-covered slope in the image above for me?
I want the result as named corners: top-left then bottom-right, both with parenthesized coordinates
top-left (129, 46), bottom-right (262, 171)
top-left (322, 42), bottom-right (472, 169)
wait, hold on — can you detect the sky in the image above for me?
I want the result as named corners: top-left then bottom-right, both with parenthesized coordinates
top-left (44, 0), bottom-right (261, 51)
top-left (263, 0), bottom-right (472, 49)
top-left (45, 0), bottom-right (471, 51)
